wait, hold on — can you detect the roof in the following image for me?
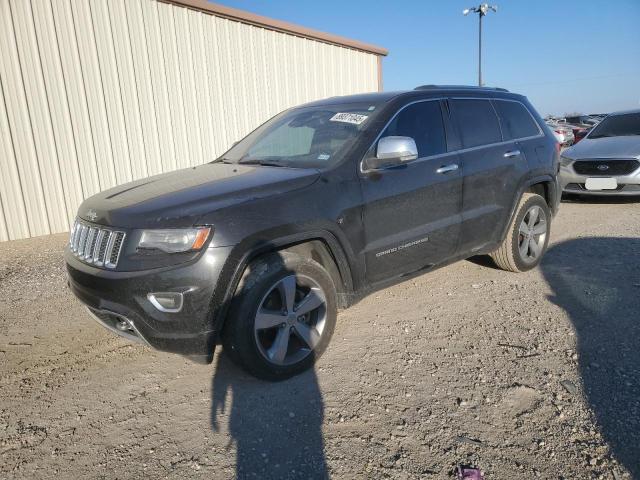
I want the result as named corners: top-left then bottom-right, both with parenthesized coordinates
top-left (608, 108), bottom-right (640, 116)
top-left (414, 85), bottom-right (509, 92)
top-left (305, 91), bottom-right (404, 107)
top-left (304, 86), bottom-right (526, 107)
top-left (158, 0), bottom-right (388, 56)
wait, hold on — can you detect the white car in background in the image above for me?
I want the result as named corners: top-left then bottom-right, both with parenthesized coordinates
top-left (546, 120), bottom-right (575, 146)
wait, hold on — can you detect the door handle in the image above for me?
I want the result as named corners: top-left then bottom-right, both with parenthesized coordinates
top-left (503, 150), bottom-right (521, 158)
top-left (436, 164), bottom-right (459, 174)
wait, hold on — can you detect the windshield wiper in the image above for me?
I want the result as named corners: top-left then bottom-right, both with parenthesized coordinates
top-left (238, 159), bottom-right (287, 167)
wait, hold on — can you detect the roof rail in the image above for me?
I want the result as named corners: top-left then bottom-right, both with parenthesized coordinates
top-left (414, 84), bottom-right (509, 92)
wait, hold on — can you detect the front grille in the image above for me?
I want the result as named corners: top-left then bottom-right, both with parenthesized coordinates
top-left (69, 220), bottom-right (126, 269)
top-left (573, 159), bottom-right (640, 176)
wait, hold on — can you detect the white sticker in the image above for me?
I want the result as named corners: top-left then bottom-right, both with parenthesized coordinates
top-left (330, 112), bottom-right (368, 125)
top-left (317, 153), bottom-right (331, 161)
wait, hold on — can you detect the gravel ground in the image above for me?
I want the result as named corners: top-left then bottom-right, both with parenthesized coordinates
top-left (1, 197), bottom-right (639, 479)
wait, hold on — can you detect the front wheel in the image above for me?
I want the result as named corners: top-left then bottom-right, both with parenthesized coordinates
top-left (222, 252), bottom-right (337, 381)
top-left (490, 193), bottom-right (551, 273)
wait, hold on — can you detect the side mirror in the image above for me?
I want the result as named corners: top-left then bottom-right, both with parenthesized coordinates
top-left (364, 136), bottom-right (418, 171)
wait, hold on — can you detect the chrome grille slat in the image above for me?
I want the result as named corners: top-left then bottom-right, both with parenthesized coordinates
top-left (92, 230), bottom-right (106, 264)
top-left (72, 222), bottom-right (81, 251)
top-left (68, 219), bottom-right (125, 269)
top-left (97, 231), bottom-right (112, 266)
top-left (69, 221), bottom-right (79, 251)
top-left (106, 232), bottom-right (125, 268)
top-left (104, 231), bottom-right (116, 266)
top-left (78, 225), bottom-right (88, 254)
top-left (83, 228), bottom-right (96, 259)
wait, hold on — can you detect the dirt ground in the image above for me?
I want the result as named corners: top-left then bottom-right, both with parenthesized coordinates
top-left (1, 197), bottom-right (639, 479)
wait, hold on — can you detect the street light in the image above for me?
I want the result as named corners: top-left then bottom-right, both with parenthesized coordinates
top-left (463, 3), bottom-right (498, 87)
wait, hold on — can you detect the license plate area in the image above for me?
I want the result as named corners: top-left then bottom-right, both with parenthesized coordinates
top-left (585, 177), bottom-right (617, 190)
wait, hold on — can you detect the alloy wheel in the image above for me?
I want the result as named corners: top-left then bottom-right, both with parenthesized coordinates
top-left (518, 205), bottom-right (548, 262)
top-left (253, 274), bottom-right (327, 366)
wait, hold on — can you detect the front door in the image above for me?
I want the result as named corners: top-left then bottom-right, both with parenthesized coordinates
top-left (359, 100), bottom-right (463, 283)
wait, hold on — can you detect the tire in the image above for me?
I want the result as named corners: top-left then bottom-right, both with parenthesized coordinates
top-left (490, 193), bottom-right (551, 273)
top-left (222, 252), bottom-right (337, 381)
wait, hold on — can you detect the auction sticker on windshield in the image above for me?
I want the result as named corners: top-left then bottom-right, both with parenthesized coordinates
top-left (330, 113), bottom-right (368, 125)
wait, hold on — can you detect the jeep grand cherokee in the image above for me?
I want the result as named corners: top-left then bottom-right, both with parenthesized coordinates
top-left (66, 85), bottom-right (560, 380)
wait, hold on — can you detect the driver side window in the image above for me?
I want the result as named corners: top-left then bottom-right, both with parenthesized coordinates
top-left (382, 101), bottom-right (447, 158)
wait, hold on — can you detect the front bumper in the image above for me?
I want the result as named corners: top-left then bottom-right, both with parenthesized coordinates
top-left (65, 245), bottom-right (234, 361)
top-left (560, 164), bottom-right (640, 196)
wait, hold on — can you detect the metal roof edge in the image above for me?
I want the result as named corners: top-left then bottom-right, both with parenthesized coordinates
top-left (158, 0), bottom-right (389, 56)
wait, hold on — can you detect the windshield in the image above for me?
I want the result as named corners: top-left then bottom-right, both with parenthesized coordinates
top-left (217, 102), bottom-right (382, 168)
top-left (588, 113), bottom-right (640, 139)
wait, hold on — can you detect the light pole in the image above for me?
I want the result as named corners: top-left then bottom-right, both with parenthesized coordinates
top-left (463, 4), bottom-right (497, 87)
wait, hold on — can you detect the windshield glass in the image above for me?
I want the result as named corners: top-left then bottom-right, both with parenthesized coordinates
top-left (588, 113), bottom-right (640, 139)
top-left (217, 102), bottom-right (382, 168)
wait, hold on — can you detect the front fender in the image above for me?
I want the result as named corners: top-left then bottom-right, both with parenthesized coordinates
top-left (209, 225), bottom-right (359, 339)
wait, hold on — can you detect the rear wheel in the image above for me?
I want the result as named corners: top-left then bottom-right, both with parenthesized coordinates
top-left (222, 252), bottom-right (337, 381)
top-left (490, 193), bottom-right (551, 272)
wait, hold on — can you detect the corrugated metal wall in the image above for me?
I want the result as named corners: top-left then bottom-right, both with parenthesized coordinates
top-left (0, 0), bottom-right (380, 241)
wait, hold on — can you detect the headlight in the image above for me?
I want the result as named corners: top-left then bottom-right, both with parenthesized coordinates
top-left (137, 227), bottom-right (211, 253)
top-left (559, 155), bottom-right (573, 167)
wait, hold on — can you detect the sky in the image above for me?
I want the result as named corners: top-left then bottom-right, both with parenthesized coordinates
top-left (213, 0), bottom-right (640, 117)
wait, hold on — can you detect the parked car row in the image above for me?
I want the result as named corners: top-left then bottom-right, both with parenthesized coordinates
top-left (545, 113), bottom-right (606, 147)
top-left (546, 121), bottom-right (575, 146)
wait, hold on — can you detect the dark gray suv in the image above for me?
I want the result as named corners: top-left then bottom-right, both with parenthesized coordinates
top-left (66, 85), bottom-right (560, 380)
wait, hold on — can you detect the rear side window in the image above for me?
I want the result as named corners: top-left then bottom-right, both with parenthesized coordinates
top-left (382, 101), bottom-right (447, 158)
top-left (450, 99), bottom-right (502, 148)
top-left (493, 100), bottom-right (540, 140)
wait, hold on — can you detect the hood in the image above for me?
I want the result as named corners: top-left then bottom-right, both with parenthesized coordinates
top-left (565, 135), bottom-right (640, 160)
top-left (78, 163), bottom-right (320, 228)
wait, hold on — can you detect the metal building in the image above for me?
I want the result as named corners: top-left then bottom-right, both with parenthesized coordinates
top-left (0, 0), bottom-right (387, 241)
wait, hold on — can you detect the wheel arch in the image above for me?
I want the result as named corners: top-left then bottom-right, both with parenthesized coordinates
top-left (500, 175), bottom-right (558, 243)
top-left (525, 179), bottom-right (557, 213)
top-left (214, 230), bottom-right (355, 341)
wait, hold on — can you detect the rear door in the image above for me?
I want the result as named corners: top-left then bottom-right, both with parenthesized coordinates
top-left (492, 98), bottom-right (547, 173)
top-left (359, 100), bottom-right (462, 283)
top-left (449, 98), bottom-right (525, 254)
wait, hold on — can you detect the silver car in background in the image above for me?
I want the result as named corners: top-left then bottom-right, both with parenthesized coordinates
top-left (560, 109), bottom-right (640, 196)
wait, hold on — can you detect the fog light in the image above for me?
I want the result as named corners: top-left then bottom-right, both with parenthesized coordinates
top-left (148, 292), bottom-right (184, 313)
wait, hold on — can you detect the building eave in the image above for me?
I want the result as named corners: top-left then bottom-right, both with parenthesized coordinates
top-left (158, 0), bottom-right (388, 56)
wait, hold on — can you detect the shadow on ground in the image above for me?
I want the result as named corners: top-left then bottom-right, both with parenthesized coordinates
top-left (211, 349), bottom-right (328, 479)
top-left (541, 237), bottom-right (640, 477)
top-left (209, 250), bottom-right (330, 479)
